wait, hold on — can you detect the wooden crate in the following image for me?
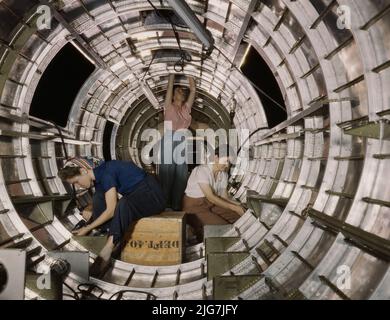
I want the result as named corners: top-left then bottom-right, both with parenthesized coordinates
top-left (121, 212), bottom-right (186, 266)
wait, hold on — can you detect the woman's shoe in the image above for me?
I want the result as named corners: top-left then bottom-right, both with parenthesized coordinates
top-left (110, 241), bottom-right (122, 260)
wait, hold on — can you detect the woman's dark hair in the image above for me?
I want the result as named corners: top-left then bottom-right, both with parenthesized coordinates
top-left (58, 166), bottom-right (81, 181)
top-left (214, 144), bottom-right (237, 162)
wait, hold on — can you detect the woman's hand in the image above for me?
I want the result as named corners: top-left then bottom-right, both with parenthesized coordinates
top-left (232, 205), bottom-right (245, 216)
top-left (186, 76), bottom-right (196, 107)
top-left (82, 209), bottom-right (93, 222)
top-left (72, 226), bottom-right (91, 236)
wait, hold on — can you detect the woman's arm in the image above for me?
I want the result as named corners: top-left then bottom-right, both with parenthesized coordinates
top-left (199, 183), bottom-right (245, 216)
top-left (73, 187), bottom-right (117, 235)
top-left (164, 74), bottom-right (175, 109)
top-left (186, 76), bottom-right (196, 107)
top-left (221, 189), bottom-right (242, 206)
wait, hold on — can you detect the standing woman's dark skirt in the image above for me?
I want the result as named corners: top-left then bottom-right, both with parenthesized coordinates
top-left (91, 174), bottom-right (166, 245)
top-left (158, 130), bottom-right (189, 210)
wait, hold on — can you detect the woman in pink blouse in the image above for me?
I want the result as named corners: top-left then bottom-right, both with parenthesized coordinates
top-left (159, 74), bottom-right (196, 210)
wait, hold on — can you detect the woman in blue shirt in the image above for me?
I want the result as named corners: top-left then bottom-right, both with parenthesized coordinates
top-left (58, 158), bottom-right (165, 276)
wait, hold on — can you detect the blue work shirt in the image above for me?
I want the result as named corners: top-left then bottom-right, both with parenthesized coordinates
top-left (93, 160), bottom-right (146, 194)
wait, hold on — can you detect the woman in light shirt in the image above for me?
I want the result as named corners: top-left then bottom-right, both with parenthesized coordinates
top-left (183, 145), bottom-right (245, 242)
top-left (159, 74), bottom-right (196, 211)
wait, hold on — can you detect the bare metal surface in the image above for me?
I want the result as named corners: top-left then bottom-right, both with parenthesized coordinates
top-left (0, 0), bottom-right (388, 300)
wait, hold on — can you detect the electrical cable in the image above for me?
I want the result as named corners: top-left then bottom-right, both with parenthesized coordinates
top-left (213, 45), bottom-right (287, 113)
top-left (236, 125), bottom-right (268, 154)
top-left (63, 282), bottom-right (80, 300)
top-left (63, 282), bottom-right (157, 300)
top-left (141, 52), bottom-right (156, 81)
top-left (145, 0), bottom-right (212, 72)
top-left (108, 289), bottom-right (157, 300)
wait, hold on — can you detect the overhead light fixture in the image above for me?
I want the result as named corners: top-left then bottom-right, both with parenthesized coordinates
top-left (140, 80), bottom-right (160, 109)
top-left (166, 0), bottom-right (214, 51)
top-left (70, 40), bottom-right (96, 65)
top-left (239, 43), bottom-right (251, 69)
